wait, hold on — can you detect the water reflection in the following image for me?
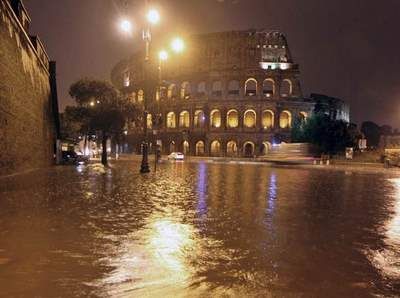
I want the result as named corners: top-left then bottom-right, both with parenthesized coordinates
top-left (196, 162), bottom-right (208, 220)
top-left (97, 214), bottom-right (196, 296)
top-left (1, 161), bottom-right (400, 296)
top-left (370, 178), bottom-right (400, 283)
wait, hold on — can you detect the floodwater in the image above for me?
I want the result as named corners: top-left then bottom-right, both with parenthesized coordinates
top-left (0, 161), bottom-right (400, 297)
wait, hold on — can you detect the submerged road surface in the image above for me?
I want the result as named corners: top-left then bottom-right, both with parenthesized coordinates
top-left (0, 161), bottom-right (399, 297)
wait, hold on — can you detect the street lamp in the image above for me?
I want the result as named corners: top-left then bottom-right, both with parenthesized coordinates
top-left (158, 50), bottom-right (168, 61)
top-left (146, 9), bottom-right (160, 25)
top-left (120, 19), bottom-right (133, 34)
top-left (139, 5), bottom-right (161, 174)
top-left (171, 37), bottom-right (185, 53)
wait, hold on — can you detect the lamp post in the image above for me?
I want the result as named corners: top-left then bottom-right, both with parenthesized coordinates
top-left (139, 3), bottom-right (160, 173)
top-left (119, 7), bottom-right (184, 173)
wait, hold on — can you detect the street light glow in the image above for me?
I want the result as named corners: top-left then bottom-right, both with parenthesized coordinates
top-left (120, 19), bottom-right (132, 33)
top-left (159, 50), bottom-right (168, 61)
top-left (171, 38), bottom-right (185, 53)
top-left (147, 9), bottom-right (160, 25)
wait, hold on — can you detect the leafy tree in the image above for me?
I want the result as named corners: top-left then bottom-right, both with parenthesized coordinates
top-left (293, 113), bottom-right (360, 154)
top-left (60, 106), bottom-right (90, 142)
top-left (361, 121), bottom-right (381, 148)
top-left (69, 78), bottom-right (138, 165)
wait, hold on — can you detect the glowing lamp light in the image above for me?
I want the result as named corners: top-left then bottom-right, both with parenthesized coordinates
top-left (147, 9), bottom-right (160, 24)
top-left (171, 37), bottom-right (185, 53)
top-left (90, 101), bottom-right (95, 107)
top-left (159, 50), bottom-right (168, 61)
top-left (120, 19), bottom-right (132, 33)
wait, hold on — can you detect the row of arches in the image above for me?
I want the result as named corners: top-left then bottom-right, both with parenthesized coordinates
top-left (164, 78), bottom-right (292, 99)
top-left (168, 140), bottom-right (273, 157)
top-left (128, 78), bottom-right (295, 102)
top-left (164, 109), bottom-right (305, 130)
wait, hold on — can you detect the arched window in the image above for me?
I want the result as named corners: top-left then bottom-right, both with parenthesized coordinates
top-left (181, 82), bottom-right (191, 99)
top-left (281, 79), bottom-right (293, 97)
top-left (160, 86), bottom-right (167, 99)
top-left (196, 141), bottom-right (205, 156)
top-left (197, 81), bottom-right (207, 96)
top-left (168, 84), bottom-right (178, 99)
top-left (183, 141), bottom-right (190, 155)
top-left (244, 109), bottom-right (256, 128)
top-left (146, 113), bottom-right (152, 129)
top-left (212, 81), bottom-right (222, 97)
top-left (263, 79), bottom-right (275, 98)
top-left (262, 110), bottom-right (274, 129)
top-left (128, 92), bottom-right (136, 103)
top-left (227, 109), bottom-right (239, 128)
top-left (179, 111), bottom-right (190, 128)
top-left (243, 142), bottom-right (255, 157)
top-left (245, 78), bottom-right (257, 96)
top-left (210, 109), bottom-right (221, 128)
top-left (210, 140), bottom-right (221, 156)
top-left (261, 142), bottom-right (271, 156)
top-left (194, 110), bottom-right (205, 128)
top-left (166, 112), bottom-right (176, 128)
top-left (226, 141), bottom-right (238, 156)
top-left (299, 111), bottom-right (308, 122)
top-left (138, 89), bottom-right (144, 102)
top-left (228, 80), bottom-right (240, 96)
top-left (280, 110), bottom-right (292, 128)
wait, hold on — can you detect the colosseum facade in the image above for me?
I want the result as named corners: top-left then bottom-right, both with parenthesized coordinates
top-left (111, 29), bottom-right (315, 157)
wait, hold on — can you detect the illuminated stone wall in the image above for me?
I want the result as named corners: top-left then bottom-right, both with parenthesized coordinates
top-left (0, 0), bottom-right (56, 176)
top-left (111, 30), bottom-right (314, 157)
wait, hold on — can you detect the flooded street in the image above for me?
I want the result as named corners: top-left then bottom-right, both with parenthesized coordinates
top-left (0, 161), bottom-right (400, 297)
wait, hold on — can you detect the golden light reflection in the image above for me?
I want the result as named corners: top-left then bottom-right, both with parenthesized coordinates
top-left (149, 219), bottom-right (193, 275)
top-left (370, 178), bottom-right (400, 279)
top-left (97, 216), bottom-right (195, 295)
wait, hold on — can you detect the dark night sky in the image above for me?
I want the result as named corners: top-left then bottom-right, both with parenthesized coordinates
top-left (24, 0), bottom-right (400, 127)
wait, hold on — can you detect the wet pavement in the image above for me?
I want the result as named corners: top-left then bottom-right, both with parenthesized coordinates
top-left (0, 160), bottom-right (400, 297)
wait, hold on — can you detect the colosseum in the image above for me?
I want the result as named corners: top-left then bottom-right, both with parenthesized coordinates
top-left (111, 29), bottom-right (316, 157)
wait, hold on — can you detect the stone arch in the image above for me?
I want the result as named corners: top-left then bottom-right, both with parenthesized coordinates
top-left (210, 109), bottom-right (222, 128)
top-left (210, 140), bottom-right (221, 156)
top-left (146, 113), bottom-right (152, 129)
top-left (261, 142), bottom-right (272, 156)
top-left (228, 80), bottom-right (240, 96)
top-left (226, 109), bottom-right (239, 128)
top-left (168, 84), bottom-right (178, 99)
top-left (195, 141), bottom-right (205, 156)
top-left (194, 110), bottom-right (205, 128)
top-left (138, 89), bottom-right (144, 102)
top-left (226, 140), bottom-right (238, 157)
top-left (183, 141), bottom-right (190, 155)
top-left (197, 81), bottom-right (207, 96)
top-left (166, 112), bottom-right (176, 128)
top-left (212, 81), bottom-right (223, 96)
top-left (262, 110), bottom-right (274, 129)
top-left (263, 79), bottom-right (275, 98)
top-left (281, 79), bottom-right (293, 97)
top-left (280, 110), bottom-right (292, 128)
top-left (181, 81), bottom-right (191, 99)
top-left (243, 141), bottom-right (255, 157)
top-left (244, 109), bottom-right (257, 128)
top-left (179, 110), bottom-right (190, 128)
top-left (299, 111), bottom-right (308, 121)
top-left (245, 78), bottom-right (257, 96)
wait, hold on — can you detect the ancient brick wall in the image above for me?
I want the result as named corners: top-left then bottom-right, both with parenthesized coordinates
top-left (0, 1), bottom-right (56, 176)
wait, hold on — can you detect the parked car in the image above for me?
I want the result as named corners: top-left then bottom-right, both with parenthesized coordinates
top-left (167, 152), bottom-right (185, 161)
top-left (62, 151), bottom-right (88, 165)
